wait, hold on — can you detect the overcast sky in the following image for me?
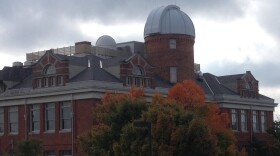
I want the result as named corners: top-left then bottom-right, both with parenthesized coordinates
top-left (0, 0), bottom-right (279, 117)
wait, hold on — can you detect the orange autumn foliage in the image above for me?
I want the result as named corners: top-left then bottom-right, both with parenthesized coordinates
top-left (168, 80), bottom-right (205, 109)
top-left (205, 104), bottom-right (231, 134)
top-left (167, 80), bottom-right (239, 155)
top-left (129, 87), bottom-right (145, 98)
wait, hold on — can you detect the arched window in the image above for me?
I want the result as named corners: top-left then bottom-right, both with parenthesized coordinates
top-left (43, 64), bottom-right (56, 75)
top-left (132, 65), bottom-right (144, 76)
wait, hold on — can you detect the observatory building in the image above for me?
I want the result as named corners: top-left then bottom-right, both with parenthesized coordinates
top-left (0, 5), bottom-right (277, 155)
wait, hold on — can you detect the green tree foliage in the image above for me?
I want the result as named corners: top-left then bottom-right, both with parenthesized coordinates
top-left (79, 82), bottom-right (239, 156)
top-left (16, 139), bottom-right (43, 156)
top-left (79, 88), bottom-right (148, 155)
top-left (267, 120), bottom-right (280, 155)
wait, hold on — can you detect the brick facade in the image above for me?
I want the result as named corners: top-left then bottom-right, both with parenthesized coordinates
top-left (0, 99), bottom-right (98, 155)
top-left (145, 34), bottom-right (195, 82)
top-left (220, 108), bottom-right (274, 149)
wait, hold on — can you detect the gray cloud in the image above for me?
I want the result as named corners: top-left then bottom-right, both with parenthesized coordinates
top-left (203, 60), bottom-right (280, 88)
top-left (0, 0), bottom-right (248, 55)
top-left (256, 0), bottom-right (280, 40)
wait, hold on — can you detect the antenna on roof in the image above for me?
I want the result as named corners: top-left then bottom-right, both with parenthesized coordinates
top-left (88, 59), bottom-right (91, 68)
top-left (99, 60), bottom-right (103, 68)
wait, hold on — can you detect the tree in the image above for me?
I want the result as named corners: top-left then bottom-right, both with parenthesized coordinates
top-left (16, 139), bottom-right (43, 156)
top-left (168, 80), bottom-right (205, 109)
top-left (79, 88), bottom-right (148, 155)
top-left (79, 82), bottom-right (239, 155)
top-left (266, 121), bottom-right (280, 155)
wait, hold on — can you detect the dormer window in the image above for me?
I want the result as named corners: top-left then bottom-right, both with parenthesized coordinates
top-left (132, 65), bottom-right (144, 76)
top-left (43, 64), bottom-right (56, 75)
top-left (245, 81), bottom-right (253, 90)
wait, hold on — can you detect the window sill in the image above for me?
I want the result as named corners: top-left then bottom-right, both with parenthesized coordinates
top-left (241, 130), bottom-right (248, 133)
top-left (253, 131), bottom-right (260, 133)
top-left (29, 131), bottom-right (40, 135)
top-left (59, 129), bottom-right (71, 133)
top-left (9, 132), bottom-right (18, 135)
top-left (44, 130), bottom-right (55, 134)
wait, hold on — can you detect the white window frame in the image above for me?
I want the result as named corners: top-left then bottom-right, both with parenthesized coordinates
top-left (231, 109), bottom-right (238, 131)
top-left (44, 150), bottom-right (56, 156)
top-left (126, 76), bottom-right (131, 86)
top-left (0, 108), bottom-right (4, 134)
top-left (169, 39), bottom-right (176, 49)
top-left (241, 110), bottom-right (247, 132)
top-left (60, 150), bottom-right (72, 156)
top-left (50, 77), bottom-right (56, 86)
top-left (253, 111), bottom-right (259, 132)
top-left (58, 76), bottom-right (64, 86)
top-left (132, 77), bottom-right (137, 86)
top-left (45, 103), bottom-right (55, 132)
top-left (261, 111), bottom-right (267, 132)
top-left (60, 102), bottom-right (72, 131)
top-left (170, 67), bottom-right (177, 83)
top-left (146, 79), bottom-right (151, 88)
top-left (9, 106), bottom-right (18, 134)
top-left (44, 64), bottom-right (56, 75)
top-left (36, 79), bottom-right (42, 88)
top-left (43, 77), bottom-right (49, 87)
top-left (30, 104), bottom-right (40, 132)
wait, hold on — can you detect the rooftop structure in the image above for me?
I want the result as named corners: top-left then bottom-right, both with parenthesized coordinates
top-left (0, 5), bottom-right (277, 155)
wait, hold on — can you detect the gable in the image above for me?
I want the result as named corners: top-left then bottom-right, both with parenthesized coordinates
top-left (237, 71), bottom-right (259, 98)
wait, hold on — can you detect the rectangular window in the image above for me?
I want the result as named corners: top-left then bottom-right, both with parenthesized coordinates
top-left (50, 77), bottom-right (56, 86)
top-left (36, 79), bottom-right (42, 88)
top-left (141, 78), bottom-right (145, 87)
top-left (60, 150), bottom-right (72, 156)
top-left (43, 77), bottom-right (49, 87)
top-left (58, 76), bottom-right (64, 86)
top-left (253, 111), bottom-right (259, 132)
top-left (0, 108), bottom-right (4, 134)
top-left (9, 106), bottom-right (18, 134)
top-left (44, 151), bottom-right (55, 156)
top-left (61, 102), bottom-right (71, 130)
top-left (231, 109), bottom-right (238, 131)
top-left (241, 110), bottom-right (247, 132)
top-left (126, 76), bottom-right (131, 86)
top-left (146, 79), bottom-right (151, 88)
top-left (45, 103), bottom-right (55, 131)
top-left (169, 39), bottom-right (176, 49)
top-left (261, 111), bottom-right (267, 132)
top-left (132, 77), bottom-right (138, 86)
top-left (170, 67), bottom-right (177, 83)
top-left (30, 104), bottom-right (40, 132)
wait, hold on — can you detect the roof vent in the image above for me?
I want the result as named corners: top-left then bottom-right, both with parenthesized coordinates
top-left (75, 41), bottom-right (92, 54)
top-left (24, 61), bottom-right (33, 67)
top-left (12, 61), bottom-right (23, 68)
top-left (195, 71), bottom-right (203, 82)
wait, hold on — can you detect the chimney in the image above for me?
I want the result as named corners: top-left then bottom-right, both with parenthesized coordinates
top-left (75, 41), bottom-right (92, 54)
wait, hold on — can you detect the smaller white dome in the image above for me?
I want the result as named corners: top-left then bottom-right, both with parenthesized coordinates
top-left (96, 35), bottom-right (117, 50)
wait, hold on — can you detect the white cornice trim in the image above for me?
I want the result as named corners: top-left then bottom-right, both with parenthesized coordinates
top-left (0, 80), bottom-right (168, 106)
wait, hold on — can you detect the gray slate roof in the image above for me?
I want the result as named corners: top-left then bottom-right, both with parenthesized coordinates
top-left (196, 72), bottom-right (272, 101)
top-left (0, 67), bottom-right (32, 82)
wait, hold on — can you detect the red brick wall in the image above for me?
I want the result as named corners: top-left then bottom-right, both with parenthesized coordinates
top-left (32, 51), bottom-right (69, 88)
top-left (120, 55), bottom-right (155, 88)
top-left (0, 98), bottom-right (99, 155)
top-left (220, 108), bottom-right (274, 148)
top-left (145, 34), bottom-right (195, 82)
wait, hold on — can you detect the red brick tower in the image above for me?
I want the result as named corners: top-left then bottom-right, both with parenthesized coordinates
top-left (144, 5), bottom-right (195, 83)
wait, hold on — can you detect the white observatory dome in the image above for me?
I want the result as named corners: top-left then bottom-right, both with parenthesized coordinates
top-left (144, 5), bottom-right (195, 37)
top-left (96, 35), bottom-right (117, 50)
